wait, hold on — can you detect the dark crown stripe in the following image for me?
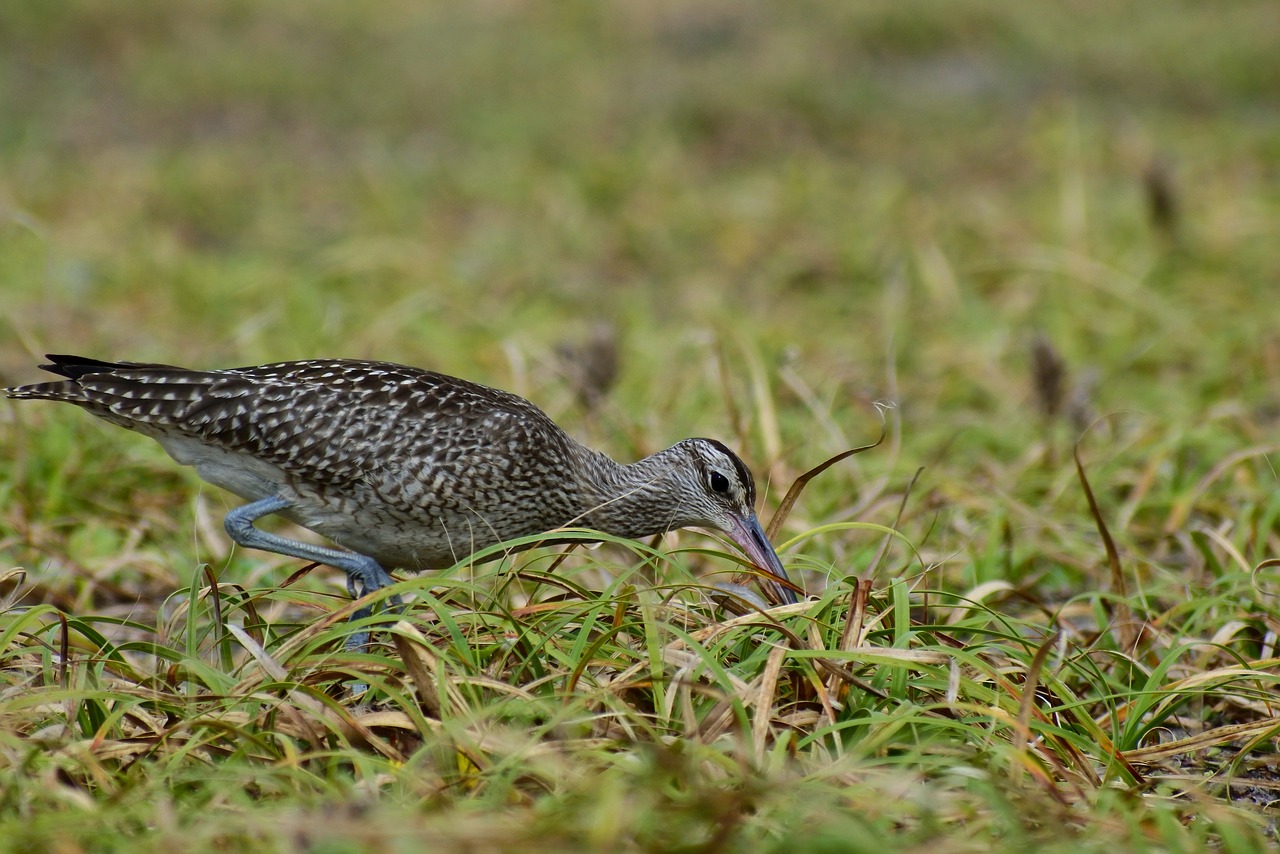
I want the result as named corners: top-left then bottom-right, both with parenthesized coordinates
top-left (701, 438), bottom-right (756, 507)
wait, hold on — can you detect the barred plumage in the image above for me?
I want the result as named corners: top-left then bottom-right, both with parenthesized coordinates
top-left (7, 354), bottom-right (799, 645)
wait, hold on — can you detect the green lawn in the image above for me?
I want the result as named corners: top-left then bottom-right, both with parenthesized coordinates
top-left (3, 2), bottom-right (1279, 851)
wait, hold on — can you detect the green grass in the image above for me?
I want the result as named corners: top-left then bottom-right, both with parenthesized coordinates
top-left (3, 1), bottom-right (1280, 850)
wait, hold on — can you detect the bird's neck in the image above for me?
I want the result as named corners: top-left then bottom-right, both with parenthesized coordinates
top-left (574, 444), bottom-right (688, 539)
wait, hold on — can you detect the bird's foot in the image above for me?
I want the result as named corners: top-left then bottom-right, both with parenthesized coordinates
top-left (342, 554), bottom-right (404, 652)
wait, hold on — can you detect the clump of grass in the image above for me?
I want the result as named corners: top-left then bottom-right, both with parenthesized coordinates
top-left (3, 501), bottom-right (1277, 851)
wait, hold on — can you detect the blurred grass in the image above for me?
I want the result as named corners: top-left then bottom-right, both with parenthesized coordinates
top-left (3, 1), bottom-right (1280, 851)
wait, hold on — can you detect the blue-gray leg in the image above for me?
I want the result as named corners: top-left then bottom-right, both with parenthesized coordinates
top-left (224, 495), bottom-right (402, 650)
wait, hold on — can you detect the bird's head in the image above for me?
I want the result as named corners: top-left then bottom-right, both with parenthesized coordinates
top-left (664, 438), bottom-right (799, 605)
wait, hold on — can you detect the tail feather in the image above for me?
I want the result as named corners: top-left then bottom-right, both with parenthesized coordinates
top-left (5, 354), bottom-right (173, 402)
top-left (40, 354), bottom-right (174, 379)
top-left (6, 379), bottom-right (93, 403)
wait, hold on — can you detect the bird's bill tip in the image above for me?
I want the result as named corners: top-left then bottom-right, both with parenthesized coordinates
top-left (729, 514), bottom-right (800, 605)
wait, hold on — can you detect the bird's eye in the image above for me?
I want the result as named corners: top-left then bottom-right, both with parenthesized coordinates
top-left (709, 471), bottom-right (730, 494)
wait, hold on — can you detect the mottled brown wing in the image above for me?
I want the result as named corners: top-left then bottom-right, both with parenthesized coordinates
top-left (6, 357), bottom-right (568, 493)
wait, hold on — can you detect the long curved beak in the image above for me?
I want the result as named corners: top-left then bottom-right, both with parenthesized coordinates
top-left (728, 513), bottom-right (800, 605)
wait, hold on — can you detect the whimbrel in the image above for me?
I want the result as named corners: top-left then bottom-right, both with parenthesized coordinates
top-left (6, 355), bottom-right (799, 646)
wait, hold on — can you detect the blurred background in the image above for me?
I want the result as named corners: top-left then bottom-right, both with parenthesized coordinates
top-left (4, 6), bottom-right (1280, 844)
top-left (2, 1), bottom-right (1278, 587)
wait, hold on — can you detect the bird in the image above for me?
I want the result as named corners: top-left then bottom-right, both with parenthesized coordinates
top-left (6, 355), bottom-right (800, 648)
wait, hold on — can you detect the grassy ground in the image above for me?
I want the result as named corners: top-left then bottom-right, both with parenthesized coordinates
top-left (3, 1), bottom-right (1280, 851)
